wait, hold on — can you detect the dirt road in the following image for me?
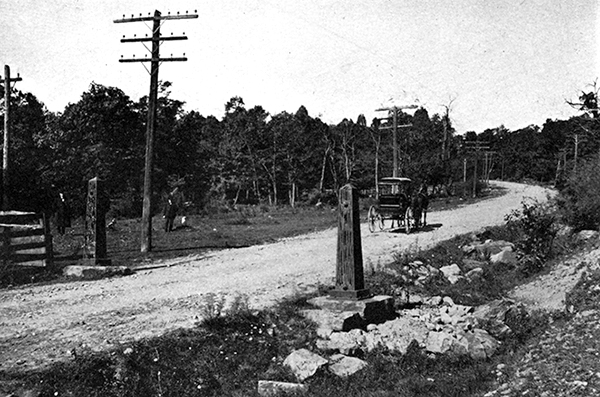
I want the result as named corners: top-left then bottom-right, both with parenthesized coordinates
top-left (0, 181), bottom-right (552, 371)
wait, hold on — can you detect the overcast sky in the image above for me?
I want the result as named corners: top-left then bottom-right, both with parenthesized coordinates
top-left (1, 0), bottom-right (598, 133)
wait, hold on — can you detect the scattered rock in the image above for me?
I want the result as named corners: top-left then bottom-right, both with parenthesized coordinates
top-left (462, 258), bottom-right (488, 271)
top-left (426, 329), bottom-right (497, 360)
top-left (306, 295), bottom-right (396, 329)
top-left (556, 225), bottom-right (574, 237)
top-left (425, 331), bottom-right (454, 354)
top-left (328, 354), bottom-right (368, 378)
top-left (325, 329), bottom-right (366, 355)
top-left (466, 267), bottom-right (484, 281)
top-left (63, 265), bottom-right (132, 279)
top-left (283, 349), bottom-right (328, 381)
top-left (472, 299), bottom-right (517, 339)
top-left (577, 230), bottom-right (599, 241)
top-left (257, 380), bottom-right (308, 396)
top-left (464, 240), bottom-right (515, 260)
top-left (490, 248), bottom-right (518, 265)
top-left (440, 264), bottom-right (463, 284)
top-left (425, 296), bottom-right (443, 306)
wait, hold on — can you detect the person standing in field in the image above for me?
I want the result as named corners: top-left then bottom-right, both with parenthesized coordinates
top-left (55, 192), bottom-right (71, 235)
top-left (163, 192), bottom-right (178, 232)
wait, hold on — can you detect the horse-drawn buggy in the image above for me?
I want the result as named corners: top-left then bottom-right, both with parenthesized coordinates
top-left (367, 177), bottom-right (428, 233)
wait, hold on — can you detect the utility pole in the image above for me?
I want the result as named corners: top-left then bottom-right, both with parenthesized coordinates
top-left (115, 10), bottom-right (198, 253)
top-left (462, 158), bottom-right (467, 198)
top-left (375, 104), bottom-right (417, 177)
top-left (463, 140), bottom-right (489, 198)
top-left (1, 65), bottom-right (23, 210)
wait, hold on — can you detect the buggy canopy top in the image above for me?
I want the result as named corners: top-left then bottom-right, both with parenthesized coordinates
top-left (378, 177), bottom-right (412, 185)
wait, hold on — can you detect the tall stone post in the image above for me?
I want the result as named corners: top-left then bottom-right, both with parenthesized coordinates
top-left (83, 177), bottom-right (111, 265)
top-left (330, 184), bottom-right (370, 300)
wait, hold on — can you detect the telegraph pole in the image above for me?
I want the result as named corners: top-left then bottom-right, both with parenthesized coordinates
top-left (463, 140), bottom-right (489, 198)
top-left (1, 65), bottom-right (23, 209)
top-left (115, 10), bottom-right (198, 252)
top-left (375, 104), bottom-right (417, 177)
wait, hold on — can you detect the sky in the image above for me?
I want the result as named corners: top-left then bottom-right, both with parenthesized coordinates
top-left (1, 0), bottom-right (598, 133)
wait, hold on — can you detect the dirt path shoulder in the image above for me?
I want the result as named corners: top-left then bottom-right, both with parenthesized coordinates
top-left (0, 181), bottom-right (552, 372)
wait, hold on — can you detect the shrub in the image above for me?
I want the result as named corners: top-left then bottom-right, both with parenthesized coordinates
top-left (505, 199), bottom-right (558, 276)
top-left (557, 155), bottom-right (600, 230)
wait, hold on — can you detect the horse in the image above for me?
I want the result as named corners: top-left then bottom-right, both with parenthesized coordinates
top-left (411, 186), bottom-right (429, 228)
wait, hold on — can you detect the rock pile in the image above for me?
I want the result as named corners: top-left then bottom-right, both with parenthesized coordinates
top-left (313, 295), bottom-right (499, 361)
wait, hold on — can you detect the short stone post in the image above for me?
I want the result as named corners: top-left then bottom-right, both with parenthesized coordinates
top-left (330, 184), bottom-right (370, 300)
top-left (83, 177), bottom-right (111, 265)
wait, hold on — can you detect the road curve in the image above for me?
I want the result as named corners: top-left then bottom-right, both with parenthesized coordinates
top-left (0, 181), bottom-right (553, 371)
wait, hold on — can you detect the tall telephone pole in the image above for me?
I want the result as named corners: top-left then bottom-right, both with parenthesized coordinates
top-left (115, 10), bottom-right (198, 252)
top-left (1, 65), bottom-right (23, 210)
top-left (375, 104), bottom-right (417, 177)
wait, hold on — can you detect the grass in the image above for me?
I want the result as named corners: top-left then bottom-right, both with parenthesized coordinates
top-left (7, 184), bottom-right (569, 396)
top-left (0, 294), bottom-right (500, 397)
top-left (2, 225), bottom-right (562, 397)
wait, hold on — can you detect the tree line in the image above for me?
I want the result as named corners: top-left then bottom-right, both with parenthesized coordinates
top-left (1, 81), bottom-right (597, 219)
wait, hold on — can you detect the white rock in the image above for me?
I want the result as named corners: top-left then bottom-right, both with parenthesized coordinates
top-left (328, 355), bottom-right (368, 378)
top-left (466, 267), bottom-right (484, 281)
top-left (490, 249), bottom-right (518, 265)
top-left (578, 230), bottom-right (599, 241)
top-left (425, 331), bottom-right (454, 354)
top-left (440, 264), bottom-right (462, 278)
top-left (258, 381), bottom-right (308, 396)
top-left (283, 349), bottom-right (328, 381)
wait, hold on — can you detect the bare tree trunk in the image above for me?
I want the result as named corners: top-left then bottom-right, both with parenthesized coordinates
top-left (319, 150), bottom-right (327, 192)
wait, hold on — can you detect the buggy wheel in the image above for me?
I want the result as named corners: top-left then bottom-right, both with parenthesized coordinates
top-left (404, 207), bottom-right (413, 234)
top-left (368, 206), bottom-right (379, 233)
top-left (378, 214), bottom-right (385, 230)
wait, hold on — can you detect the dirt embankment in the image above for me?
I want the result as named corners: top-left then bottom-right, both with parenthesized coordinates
top-left (0, 181), bottom-right (553, 372)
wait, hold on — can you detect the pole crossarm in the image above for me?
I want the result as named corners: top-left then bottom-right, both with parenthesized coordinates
top-left (375, 105), bottom-right (418, 112)
top-left (379, 124), bottom-right (412, 130)
top-left (121, 36), bottom-right (188, 43)
top-left (0, 77), bottom-right (22, 84)
top-left (114, 14), bottom-right (198, 23)
top-left (119, 57), bottom-right (188, 63)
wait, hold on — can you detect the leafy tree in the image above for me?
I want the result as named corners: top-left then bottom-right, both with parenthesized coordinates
top-left (51, 83), bottom-right (144, 216)
top-left (0, 90), bottom-right (51, 211)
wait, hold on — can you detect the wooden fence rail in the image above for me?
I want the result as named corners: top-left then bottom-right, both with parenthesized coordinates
top-left (0, 211), bottom-right (53, 267)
